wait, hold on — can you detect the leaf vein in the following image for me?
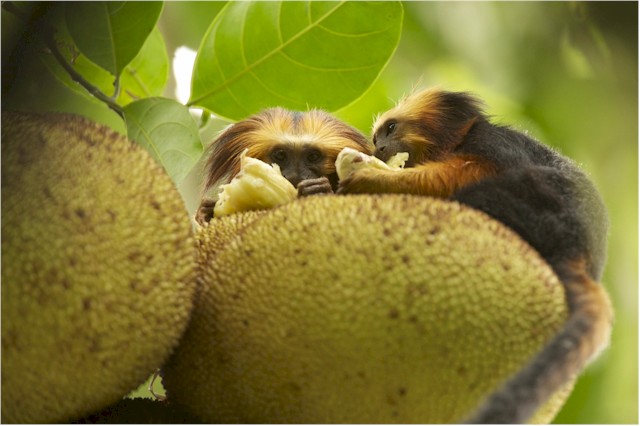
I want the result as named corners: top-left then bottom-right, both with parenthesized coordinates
top-left (248, 71), bottom-right (307, 106)
top-left (279, 51), bottom-right (382, 72)
top-left (317, 23), bottom-right (395, 38)
top-left (189, 0), bottom-right (347, 106)
top-left (102, 3), bottom-right (118, 74)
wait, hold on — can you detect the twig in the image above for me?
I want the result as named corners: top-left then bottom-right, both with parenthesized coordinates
top-left (148, 369), bottom-right (167, 401)
top-left (111, 75), bottom-right (122, 100)
top-left (45, 38), bottom-right (125, 117)
top-left (2, 1), bottom-right (125, 118)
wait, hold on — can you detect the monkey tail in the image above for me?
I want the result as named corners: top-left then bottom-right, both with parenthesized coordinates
top-left (463, 259), bottom-right (613, 424)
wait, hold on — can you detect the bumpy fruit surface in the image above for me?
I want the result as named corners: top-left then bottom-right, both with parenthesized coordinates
top-left (1, 112), bottom-right (196, 423)
top-left (163, 195), bottom-right (574, 423)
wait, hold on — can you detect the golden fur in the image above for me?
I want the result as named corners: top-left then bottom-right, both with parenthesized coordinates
top-left (203, 107), bottom-right (372, 196)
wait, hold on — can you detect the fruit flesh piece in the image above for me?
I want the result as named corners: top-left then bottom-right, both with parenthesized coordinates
top-left (213, 149), bottom-right (297, 217)
top-left (335, 147), bottom-right (408, 181)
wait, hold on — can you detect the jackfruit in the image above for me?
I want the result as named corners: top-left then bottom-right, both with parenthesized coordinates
top-left (214, 149), bottom-right (297, 217)
top-left (1, 111), bottom-right (196, 423)
top-left (195, 210), bottom-right (266, 266)
top-left (335, 147), bottom-right (409, 181)
top-left (162, 194), bottom-right (574, 423)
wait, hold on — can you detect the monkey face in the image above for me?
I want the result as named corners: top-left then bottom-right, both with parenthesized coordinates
top-left (372, 119), bottom-right (419, 167)
top-left (268, 145), bottom-right (327, 188)
top-left (372, 89), bottom-right (484, 167)
top-left (202, 107), bottom-right (372, 199)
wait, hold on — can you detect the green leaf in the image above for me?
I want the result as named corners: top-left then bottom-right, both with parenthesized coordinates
top-left (161, 2), bottom-right (228, 50)
top-left (3, 39), bottom-right (126, 134)
top-left (189, 1), bottom-right (403, 120)
top-left (57, 27), bottom-right (168, 106)
top-left (123, 98), bottom-right (203, 184)
top-left (65, 1), bottom-right (163, 77)
top-left (117, 27), bottom-right (170, 105)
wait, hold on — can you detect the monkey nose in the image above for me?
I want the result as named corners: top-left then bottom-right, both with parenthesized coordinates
top-left (374, 147), bottom-right (389, 161)
top-left (285, 175), bottom-right (302, 188)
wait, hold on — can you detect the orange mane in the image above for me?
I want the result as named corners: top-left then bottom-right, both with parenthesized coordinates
top-left (203, 108), bottom-right (372, 194)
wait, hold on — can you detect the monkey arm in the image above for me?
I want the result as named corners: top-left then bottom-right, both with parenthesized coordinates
top-left (338, 155), bottom-right (496, 198)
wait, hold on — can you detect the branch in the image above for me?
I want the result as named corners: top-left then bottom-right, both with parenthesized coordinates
top-left (2, 2), bottom-right (125, 118)
top-left (44, 37), bottom-right (125, 117)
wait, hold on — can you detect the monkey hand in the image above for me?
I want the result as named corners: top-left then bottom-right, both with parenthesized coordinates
top-left (335, 147), bottom-right (402, 180)
top-left (297, 177), bottom-right (333, 197)
top-left (195, 198), bottom-right (217, 225)
top-left (337, 168), bottom-right (397, 195)
top-left (335, 148), bottom-right (409, 195)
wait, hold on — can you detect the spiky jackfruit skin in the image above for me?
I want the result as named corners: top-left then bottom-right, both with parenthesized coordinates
top-left (163, 195), bottom-right (574, 423)
top-left (1, 112), bottom-right (196, 423)
top-left (195, 210), bottom-right (266, 266)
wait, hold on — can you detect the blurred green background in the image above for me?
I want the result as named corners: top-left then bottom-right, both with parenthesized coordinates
top-left (163, 2), bottom-right (638, 423)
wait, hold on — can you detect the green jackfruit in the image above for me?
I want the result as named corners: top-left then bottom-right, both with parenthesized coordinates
top-left (1, 112), bottom-right (196, 423)
top-left (162, 194), bottom-right (574, 423)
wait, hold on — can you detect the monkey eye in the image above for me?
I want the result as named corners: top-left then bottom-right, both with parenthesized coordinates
top-left (271, 148), bottom-right (287, 162)
top-left (306, 149), bottom-right (322, 163)
top-left (386, 121), bottom-right (397, 135)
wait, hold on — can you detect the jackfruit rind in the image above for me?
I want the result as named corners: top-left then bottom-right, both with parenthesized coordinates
top-left (163, 194), bottom-right (574, 423)
top-left (196, 210), bottom-right (266, 266)
top-left (1, 112), bottom-right (196, 423)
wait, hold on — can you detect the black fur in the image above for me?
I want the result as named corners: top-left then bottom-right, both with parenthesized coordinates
top-left (434, 92), bottom-right (610, 423)
top-left (367, 90), bottom-right (610, 423)
top-left (452, 111), bottom-right (608, 281)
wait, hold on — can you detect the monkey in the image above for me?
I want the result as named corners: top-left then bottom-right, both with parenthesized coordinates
top-left (196, 107), bottom-right (373, 224)
top-left (338, 88), bottom-right (613, 424)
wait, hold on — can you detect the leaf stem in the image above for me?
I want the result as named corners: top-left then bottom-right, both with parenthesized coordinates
top-left (46, 38), bottom-right (125, 117)
top-left (111, 75), bottom-right (122, 100)
top-left (2, 1), bottom-right (125, 118)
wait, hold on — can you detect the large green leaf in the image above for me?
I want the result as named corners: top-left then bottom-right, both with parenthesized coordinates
top-left (123, 98), bottom-right (203, 184)
top-left (117, 28), bottom-right (169, 105)
top-left (189, 1), bottom-right (403, 120)
top-left (3, 38), bottom-right (126, 134)
top-left (160, 2), bottom-right (228, 51)
top-left (59, 27), bottom-right (169, 106)
top-left (65, 1), bottom-right (163, 77)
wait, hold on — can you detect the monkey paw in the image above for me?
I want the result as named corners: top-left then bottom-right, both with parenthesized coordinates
top-left (297, 177), bottom-right (333, 197)
top-left (195, 198), bottom-right (216, 225)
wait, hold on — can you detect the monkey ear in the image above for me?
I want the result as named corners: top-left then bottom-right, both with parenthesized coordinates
top-left (436, 91), bottom-right (484, 146)
top-left (457, 116), bottom-right (479, 139)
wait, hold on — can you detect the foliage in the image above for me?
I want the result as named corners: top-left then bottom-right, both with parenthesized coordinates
top-left (123, 97), bottom-right (202, 183)
top-left (189, 1), bottom-right (402, 119)
top-left (64, 2), bottom-right (163, 77)
top-left (2, 1), bottom-right (403, 184)
top-left (2, 1), bottom-right (637, 423)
